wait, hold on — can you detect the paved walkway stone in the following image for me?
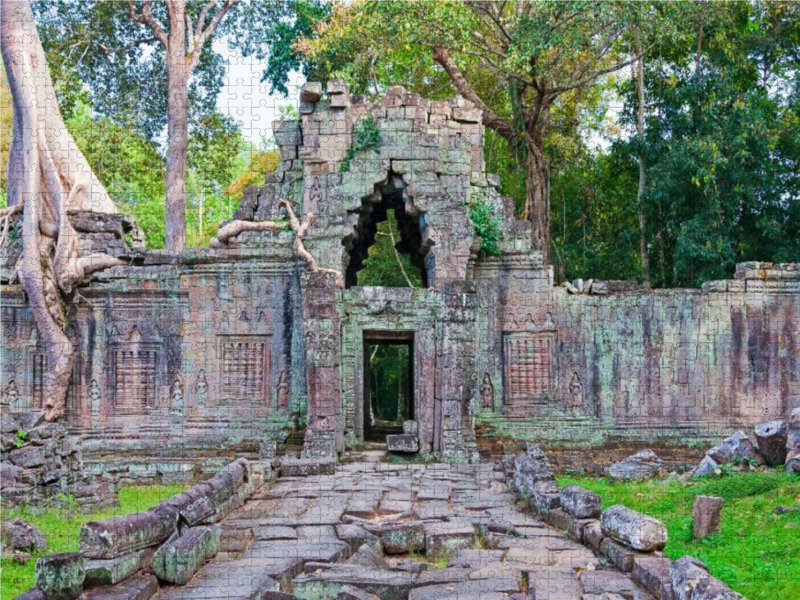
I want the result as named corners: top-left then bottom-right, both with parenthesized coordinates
top-left (157, 461), bottom-right (652, 600)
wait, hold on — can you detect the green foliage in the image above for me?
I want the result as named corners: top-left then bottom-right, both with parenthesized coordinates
top-left (367, 343), bottom-right (410, 422)
top-left (358, 210), bottom-right (424, 287)
top-left (341, 116), bottom-right (381, 173)
top-left (558, 471), bottom-right (800, 600)
top-left (0, 484), bottom-right (186, 599)
top-left (468, 196), bottom-right (503, 258)
top-left (13, 430), bottom-right (27, 449)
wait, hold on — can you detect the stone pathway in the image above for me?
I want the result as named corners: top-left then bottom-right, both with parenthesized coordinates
top-left (154, 461), bottom-right (652, 600)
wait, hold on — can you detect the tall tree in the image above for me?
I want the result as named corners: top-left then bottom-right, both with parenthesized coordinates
top-left (1, 0), bottom-right (122, 421)
top-left (300, 0), bottom-right (651, 263)
top-left (33, 0), bottom-right (311, 251)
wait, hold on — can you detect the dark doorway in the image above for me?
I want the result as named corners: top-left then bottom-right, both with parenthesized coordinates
top-left (363, 335), bottom-right (413, 442)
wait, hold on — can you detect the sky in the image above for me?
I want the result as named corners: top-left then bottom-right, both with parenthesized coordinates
top-left (214, 41), bottom-right (306, 147)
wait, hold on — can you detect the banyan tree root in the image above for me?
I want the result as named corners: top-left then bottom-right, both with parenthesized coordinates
top-left (212, 198), bottom-right (344, 288)
top-left (2, 0), bottom-right (123, 421)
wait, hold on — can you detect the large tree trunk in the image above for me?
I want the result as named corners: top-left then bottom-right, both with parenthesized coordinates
top-left (635, 34), bottom-right (651, 288)
top-left (1, 0), bottom-right (120, 421)
top-left (164, 0), bottom-right (188, 253)
top-left (523, 141), bottom-right (551, 264)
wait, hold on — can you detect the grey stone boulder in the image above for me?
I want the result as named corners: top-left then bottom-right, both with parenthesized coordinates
top-left (512, 454), bottom-right (555, 499)
top-left (608, 450), bottom-right (664, 481)
top-left (530, 479), bottom-right (561, 515)
top-left (17, 412), bottom-right (46, 430)
top-left (153, 525), bottom-right (220, 585)
top-left (670, 555), bottom-right (745, 600)
top-left (1, 414), bottom-right (21, 434)
top-left (1, 462), bottom-right (23, 487)
top-left (692, 455), bottom-right (719, 478)
top-left (386, 434), bottom-right (418, 453)
top-left (79, 509), bottom-right (178, 559)
top-left (9, 446), bottom-right (46, 468)
top-left (786, 407), bottom-right (800, 474)
top-left (754, 419), bottom-right (788, 466)
top-left (346, 544), bottom-right (390, 570)
top-left (707, 430), bottom-right (763, 466)
top-left (691, 578), bottom-right (746, 599)
top-left (600, 505), bottom-right (667, 551)
top-left (560, 485), bottom-right (601, 518)
top-left (35, 553), bottom-right (85, 600)
top-left (2, 519), bottom-right (48, 551)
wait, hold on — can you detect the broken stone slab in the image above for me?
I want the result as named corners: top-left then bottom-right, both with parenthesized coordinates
top-left (1, 414), bottom-right (21, 433)
top-left (371, 520), bottom-right (425, 554)
top-left (512, 454), bottom-right (555, 499)
top-left (79, 509), bottom-right (178, 559)
top-left (301, 82), bottom-right (323, 104)
top-left (692, 455), bottom-right (719, 478)
top-left (9, 446), bottom-right (46, 468)
top-left (219, 526), bottom-right (254, 553)
top-left (423, 520), bottom-right (476, 558)
top-left (402, 420), bottom-right (419, 436)
top-left (580, 519), bottom-right (604, 553)
top-left (337, 585), bottom-right (379, 600)
top-left (292, 566), bottom-right (416, 600)
top-left (243, 539), bottom-right (350, 564)
top-left (409, 577), bottom-right (520, 600)
top-left (786, 407), bottom-right (800, 474)
top-left (692, 496), bottom-right (723, 539)
top-left (2, 519), bottom-right (48, 551)
top-left (559, 485), bottom-right (601, 518)
top-left (152, 558), bottom-right (281, 599)
top-left (632, 555), bottom-right (674, 600)
top-left (707, 430), bottom-right (764, 466)
top-left (670, 556), bottom-right (713, 600)
top-left (608, 450), bottom-right (664, 481)
top-left (601, 505), bottom-right (668, 551)
top-left (530, 479), bottom-right (561, 515)
top-left (253, 525), bottom-right (297, 541)
top-left (599, 537), bottom-right (638, 572)
top-left (279, 457), bottom-right (335, 477)
top-left (80, 573), bottom-right (157, 600)
top-left (754, 419), bottom-right (788, 466)
top-left (345, 544), bottom-right (390, 570)
top-left (152, 525), bottom-right (220, 585)
top-left (579, 569), bottom-right (649, 599)
top-left (36, 553), bottom-right (85, 600)
top-left (335, 524), bottom-right (382, 553)
top-left (691, 577), bottom-right (747, 599)
top-left (386, 434), bottom-right (418, 453)
top-left (83, 548), bottom-right (154, 588)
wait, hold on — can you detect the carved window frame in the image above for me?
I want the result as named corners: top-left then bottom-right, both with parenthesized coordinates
top-left (503, 331), bottom-right (554, 405)
top-left (217, 335), bottom-right (271, 403)
top-left (111, 343), bottom-right (160, 413)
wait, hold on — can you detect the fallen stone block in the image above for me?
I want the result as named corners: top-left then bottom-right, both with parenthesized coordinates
top-left (410, 576), bottom-right (520, 599)
top-left (632, 556), bottom-right (673, 600)
top-left (219, 526), bottom-right (254, 553)
top-left (559, 485), bottom-right (601, 518)
top-left (80, 510), bottom-right (178, 559)
top-left (692, 496), bottom-right (723, 539)
top-left (423, 520), bottom-right (476, 557)
top-left (301, 82), bottom-right (323, 103)
top-left (373, 521), bottom-right (425, 554)
top-left (292, 566), bottom-right (416, 600)
top-left (336, 524), bottom-right (382, 553)
top-left (36, 553), bottom-right (85, 600)
top-left (692, 455), bottom-right (719, 478)
top-left (580, 519), bottom-right (604, 553)
top-left (153, 525), bottom-right (220, 585)
top-left (786, 407), bottom-right (800, 474)
top-left (9, 446), bottom-right (45, 469)
top-left (80, 573), bottom-right (157, 600)
top-left (346, 544), bottom-right (390, 570)
top-left (601, 505), bottom-right (668, 551)
top-left (403, 420), bottom-right (419, 436)
top-left (754, 419), bottom-right (788, 466)
top-left (609, 450), bottom-right (664, 481)
top-left (337, 585), bottom-right (380, 600)
top-left (84, 548), bottom-right (154, 588)
top-left (279, 457), bottom-right (336, 477)
top-left (707, 431), bottom-right (763, 466)
top-left (670, 555), bottom-right (711, 600)
top-left (386, 434), bottom-right (419, 453)
top-left (599, 537), bottom-right (638, 572)
top-left (2, 519), bottom-right (48, 552)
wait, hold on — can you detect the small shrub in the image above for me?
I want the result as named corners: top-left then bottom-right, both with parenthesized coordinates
top-left (14, 430), bottom-right (27, 448)
top-left (340, 116), bottom-right (381, 173)
top-left (468, 197), bottom-right (503, 257)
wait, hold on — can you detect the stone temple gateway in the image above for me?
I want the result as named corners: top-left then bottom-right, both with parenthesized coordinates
top-left (2, 83), bottom-right (799, 472)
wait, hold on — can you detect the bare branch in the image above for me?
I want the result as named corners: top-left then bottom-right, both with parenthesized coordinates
top-left (195, 0), bottom-right (218, 41)
top-left (189, 0), bottom-right (240, 72)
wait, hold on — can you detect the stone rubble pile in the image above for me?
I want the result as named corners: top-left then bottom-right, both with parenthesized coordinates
top-left (15, 458), bottom-right (272, 600)
top-left (504, 444), bottom-right (748, 600)
top-left (608, 449), bottom-right (666, 481)
top-left (0, 412), bottom-right (86, 506)
top-left (692, 408), bottom-right (800, 476)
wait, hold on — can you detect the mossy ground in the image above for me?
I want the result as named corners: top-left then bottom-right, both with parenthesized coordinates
top-left (1, 485), bottom-right (184, 599)
top-left (558, 470), bottom-right (800, 600)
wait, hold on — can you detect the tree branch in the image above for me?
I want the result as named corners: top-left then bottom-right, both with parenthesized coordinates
top-left (189, 0), bottom-right (240, 72)
top-left (128, 0), bottom-right (168, 47)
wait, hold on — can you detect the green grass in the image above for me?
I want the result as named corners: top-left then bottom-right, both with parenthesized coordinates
top-left (0, 485), bottom-right (185, 599)
top-left (558, 470), bottom-right (800, 600)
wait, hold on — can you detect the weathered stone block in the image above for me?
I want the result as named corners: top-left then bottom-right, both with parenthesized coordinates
top-left (83, 548), bottom-right (153, 588)
top-left (153, 525), bottom-right (220, 585)
top-left (2, 519), bottom-right (48, 551)
top-left (423, 520), bottom-right (475, 557)
top-left (346, 544), bottom-right (390, 570)
top-left (80, 573), bottom-right (157, 600)
top-left (670, 555), bottom-right (710, 600)
top-left (9, 446), bottom-right (45, 468)
top-left (335, 524), bottom-right (382, 553)
top-left (559, 485), bottom-right (601, 518)
top-left (386, 434), bottom-right (418, 453)
top-left (609, 450), bottom-right (664, 481)
top-left (279, 457), bottom-right (335, 477)
top-left (301, 82), bottom-right (323, 103)
top-left (599, 537), bottom-right (637, 572)
top-left (707, 431), bottom-right (763, 465)
top-left (692, 496), bottom-right (723, 539)
top-left (36, 553), bottom-right (85, 600)
top-left (632, 556), bottom-right (673, 600)
top-left (786, 407), bottom-right (800, 474)
top-left (601, 505), bottom-right (667, 551)
top-left (754, 419), bottom-right (788, 466)
top-left (375, 521), bottom-right (425, 554)
top-left (79, 510), bottom-right (178, 559)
